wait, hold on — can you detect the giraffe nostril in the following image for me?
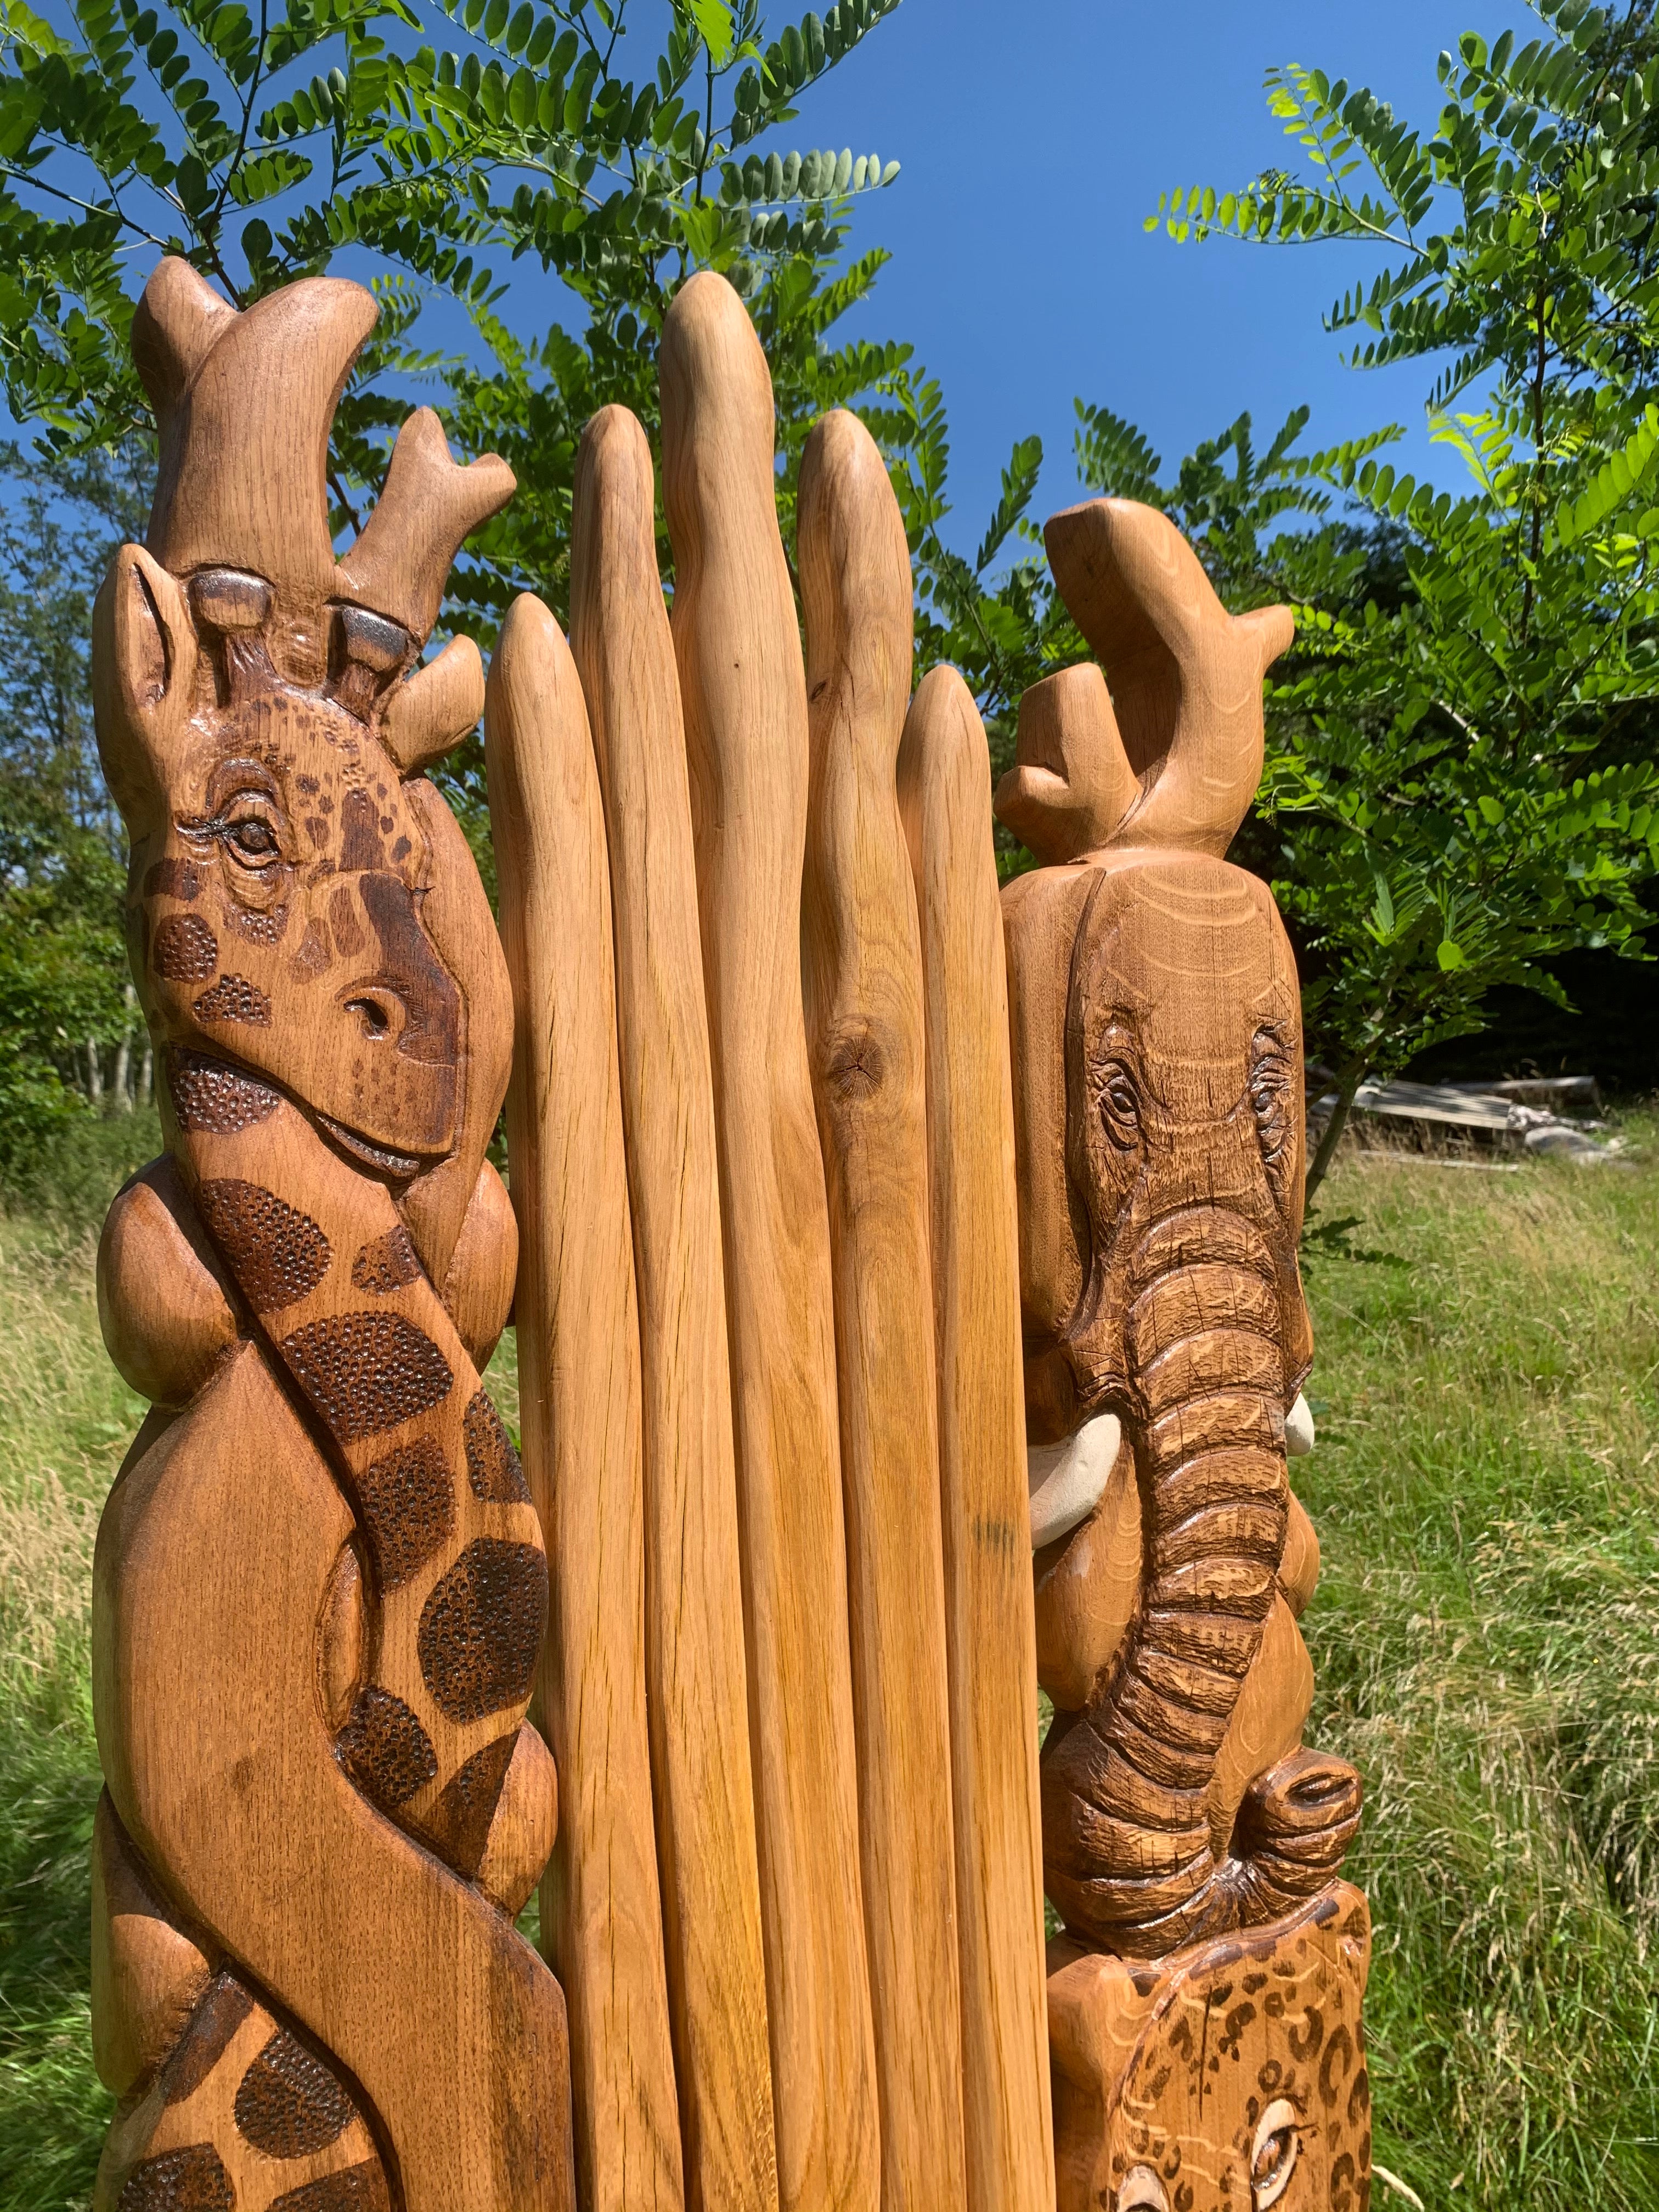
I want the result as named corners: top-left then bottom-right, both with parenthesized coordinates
top-left (344, 995), bottom-right (394, 1039)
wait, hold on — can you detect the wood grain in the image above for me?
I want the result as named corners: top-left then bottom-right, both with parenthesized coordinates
top-left (659, 270), bottom-right (879, 2212)
top-left (570, 403), bottom-right (778, 2212)
top-left (896, 663), bottom-right (1055, 2212)
top-left (486, 592), bottom-right (684, 2212)
top-left (94, 1343), bottom-right (574, 2212)
top-left (93, 255), bottom-right (566, 2212)
top-left (97, 1156), bottom-right (240, 1407)
top-left (1047, 1883), bottom-right (1373, 2212)
top-left (799, 411), bottom-right (965, 2212)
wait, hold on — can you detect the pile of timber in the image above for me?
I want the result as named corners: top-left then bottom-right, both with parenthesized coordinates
top-left (1311, 1075), bottom-right (1626, 1165)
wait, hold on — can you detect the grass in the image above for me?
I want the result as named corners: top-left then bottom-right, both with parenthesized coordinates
top-left (2, 1120), bottom-right (1656, 2208)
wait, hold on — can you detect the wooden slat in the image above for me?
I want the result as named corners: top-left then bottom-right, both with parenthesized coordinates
top-left (659, 271), bottom-right (880, 2212)
top-left (486, 596), bottom-right (684, 2212)
top-left (798, 412), bottom-right (967, 2212)
top-left (569, 404), bottom-right (779, 2212)
top-left (898, 664), bottom-right (1056, 2212)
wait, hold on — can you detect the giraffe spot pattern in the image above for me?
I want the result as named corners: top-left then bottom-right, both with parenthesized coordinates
top-left (117, 2146), bottom-right (233, 2212)
top-left (417, 1539), bottom-right (546, 1723)
top-left (144, 857), bottom-right (200, 901)
top-left (354, 1437), bottom-right (455, 1588)
top-left (169, 1051), bottom-right (280, 1133)
top-left (268, 2164), bottom-right (391, 2212)
top-left (159, 1974), bottom-right (254, 2107)
top-left (421, 1730), bottom-right (518, 1875)
top-left (463, 1391), bottom-right (531, 1504)
top-left (153, 915), bottom-right (219, 981)
top-left (222, 901), bottom-right (288, 945)
top-left (280, 1313), bottom-right (453, 1442)
top-left (197, 1180), bottom-right (331, 1313)
top-left (351, 1225), bottom-right (422, 1294)
top-left (233, 2026), bottom-right (355, 2157)
top-left (336, 1684), bottom-right (438, 1807)
top-left (193, 972), bottom-right (273, 1027)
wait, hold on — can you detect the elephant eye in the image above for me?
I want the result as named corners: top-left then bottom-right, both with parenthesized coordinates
top-left (1249, 1030), bottom-right (1292, 1162)
top-left (1096, 1056), bottom-right (1141, 1150)
top-left (1251, 2097), bottom-right (1301, 2208)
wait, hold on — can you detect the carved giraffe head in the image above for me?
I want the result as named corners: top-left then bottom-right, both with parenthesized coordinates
top-left (94, 260), bottom-right (514, 1181)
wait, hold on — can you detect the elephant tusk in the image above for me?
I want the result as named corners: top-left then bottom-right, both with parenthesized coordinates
top-left (1285, 1392), bottom-right (1315, 1457)
top-left (1028, 1408), bottom-right (1122, 1550)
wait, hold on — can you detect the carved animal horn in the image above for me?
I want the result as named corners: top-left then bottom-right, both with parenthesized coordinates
top-left (337, 408), bottom-right (515, 641)
top-left (132, 258), bottom-right (516, 650)
top-left (136, 258), bottom-right (377, 607)
top-left (994, 499), bottom-right (1293, 862)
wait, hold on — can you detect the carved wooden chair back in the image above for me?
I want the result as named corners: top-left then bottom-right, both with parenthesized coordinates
top-left (487, 269), bottom-right (1052, 2212)
top-left (88, 252), bottom-right (1369, 2212)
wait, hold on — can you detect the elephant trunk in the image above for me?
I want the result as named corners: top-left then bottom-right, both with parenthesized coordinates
top-left (1042, 1205), bottom-right (1361, 1959)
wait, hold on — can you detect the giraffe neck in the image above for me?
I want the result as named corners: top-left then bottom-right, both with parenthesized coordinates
top-left (167, 1048), bottom-right (546, 1877)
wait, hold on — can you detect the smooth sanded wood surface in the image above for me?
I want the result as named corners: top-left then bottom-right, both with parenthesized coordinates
top-left (798, 411), bottom-right (967, 2212)
top-left (659, 270), bottom-right (879, 2212)
top-left (486, 595), bottom-right (684, 2212)
top-left (94, 1344), bottom-right (574, 2212)
top-left (570, 404), bottom-right (779, 2212)
top-left (896, 664), bottom-right (1056, 2212)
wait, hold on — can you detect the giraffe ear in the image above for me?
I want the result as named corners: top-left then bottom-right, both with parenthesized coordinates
top-left (93, 544), bottom-right (199, 824)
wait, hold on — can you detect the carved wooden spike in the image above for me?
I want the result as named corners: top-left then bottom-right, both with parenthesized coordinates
top-left (91, 257), bottom-right (571, 2212)
top-left (569, 402), bottom-right (778, 2212)
top-left (660, 270), bottom-right (881, 2212)
top-left (995, 500), bottom-right (1293, 863)
top-left (484, 594), bottom-right (684, 2212)
top-left (799, 410), bottom-right (966, 2212)
top-left (896, 665), bottom-right (1056, 2212)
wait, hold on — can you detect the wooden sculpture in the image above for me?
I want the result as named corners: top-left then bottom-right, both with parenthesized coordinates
top-left (90, 259), bottom-right (573, 2212)
top-left (86, 250), bottom-right (1365, 2212)
top-left (486, 272), bottom-right (1053, 2212)
top-left (997, 501), bottom-right (1371, 2211)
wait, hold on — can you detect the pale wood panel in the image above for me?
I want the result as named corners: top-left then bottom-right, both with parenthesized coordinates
top-left (659, 270), bottom-right (879, 2212)
top-left (486, 595), bottom-right (684, 2212)
top-left (798, 411), bottom-right (966, 2212)
top-left (569, 403), bottom-right (778, 2212)
top-left (896, 663), bottom-right (1056, 2212)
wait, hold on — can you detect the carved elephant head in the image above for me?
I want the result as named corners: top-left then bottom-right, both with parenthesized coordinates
top-left (997, 500), bottom-right (1361, 1968)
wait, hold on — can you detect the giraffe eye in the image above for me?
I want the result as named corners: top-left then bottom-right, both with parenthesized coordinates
top-left (222, 798), bottom-right (284, 868)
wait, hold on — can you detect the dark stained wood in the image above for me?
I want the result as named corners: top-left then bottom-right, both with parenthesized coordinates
top-left (91, 257), bottom-right (572, 2212)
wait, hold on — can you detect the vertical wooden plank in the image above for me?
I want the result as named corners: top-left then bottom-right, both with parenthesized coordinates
top-left (659, 271), bottom-right (880, 2212)
top-left (486, 596), bottom-right (684, 2212)
top-left (797, 411), bottom-right (967, 2212)
top-left (569, 405), bottom-right (780, 2212)
top-left (898, 664), bottom-right (1056, 2212)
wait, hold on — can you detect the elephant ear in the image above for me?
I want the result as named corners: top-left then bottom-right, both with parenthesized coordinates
top-left (92, 543), bottom-right (200, 831)
top-left (994, 498), bottom-right (1294, 862)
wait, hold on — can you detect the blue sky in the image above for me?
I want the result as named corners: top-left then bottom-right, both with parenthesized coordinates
top-left (782, 0), bottom-right (1542, 555)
